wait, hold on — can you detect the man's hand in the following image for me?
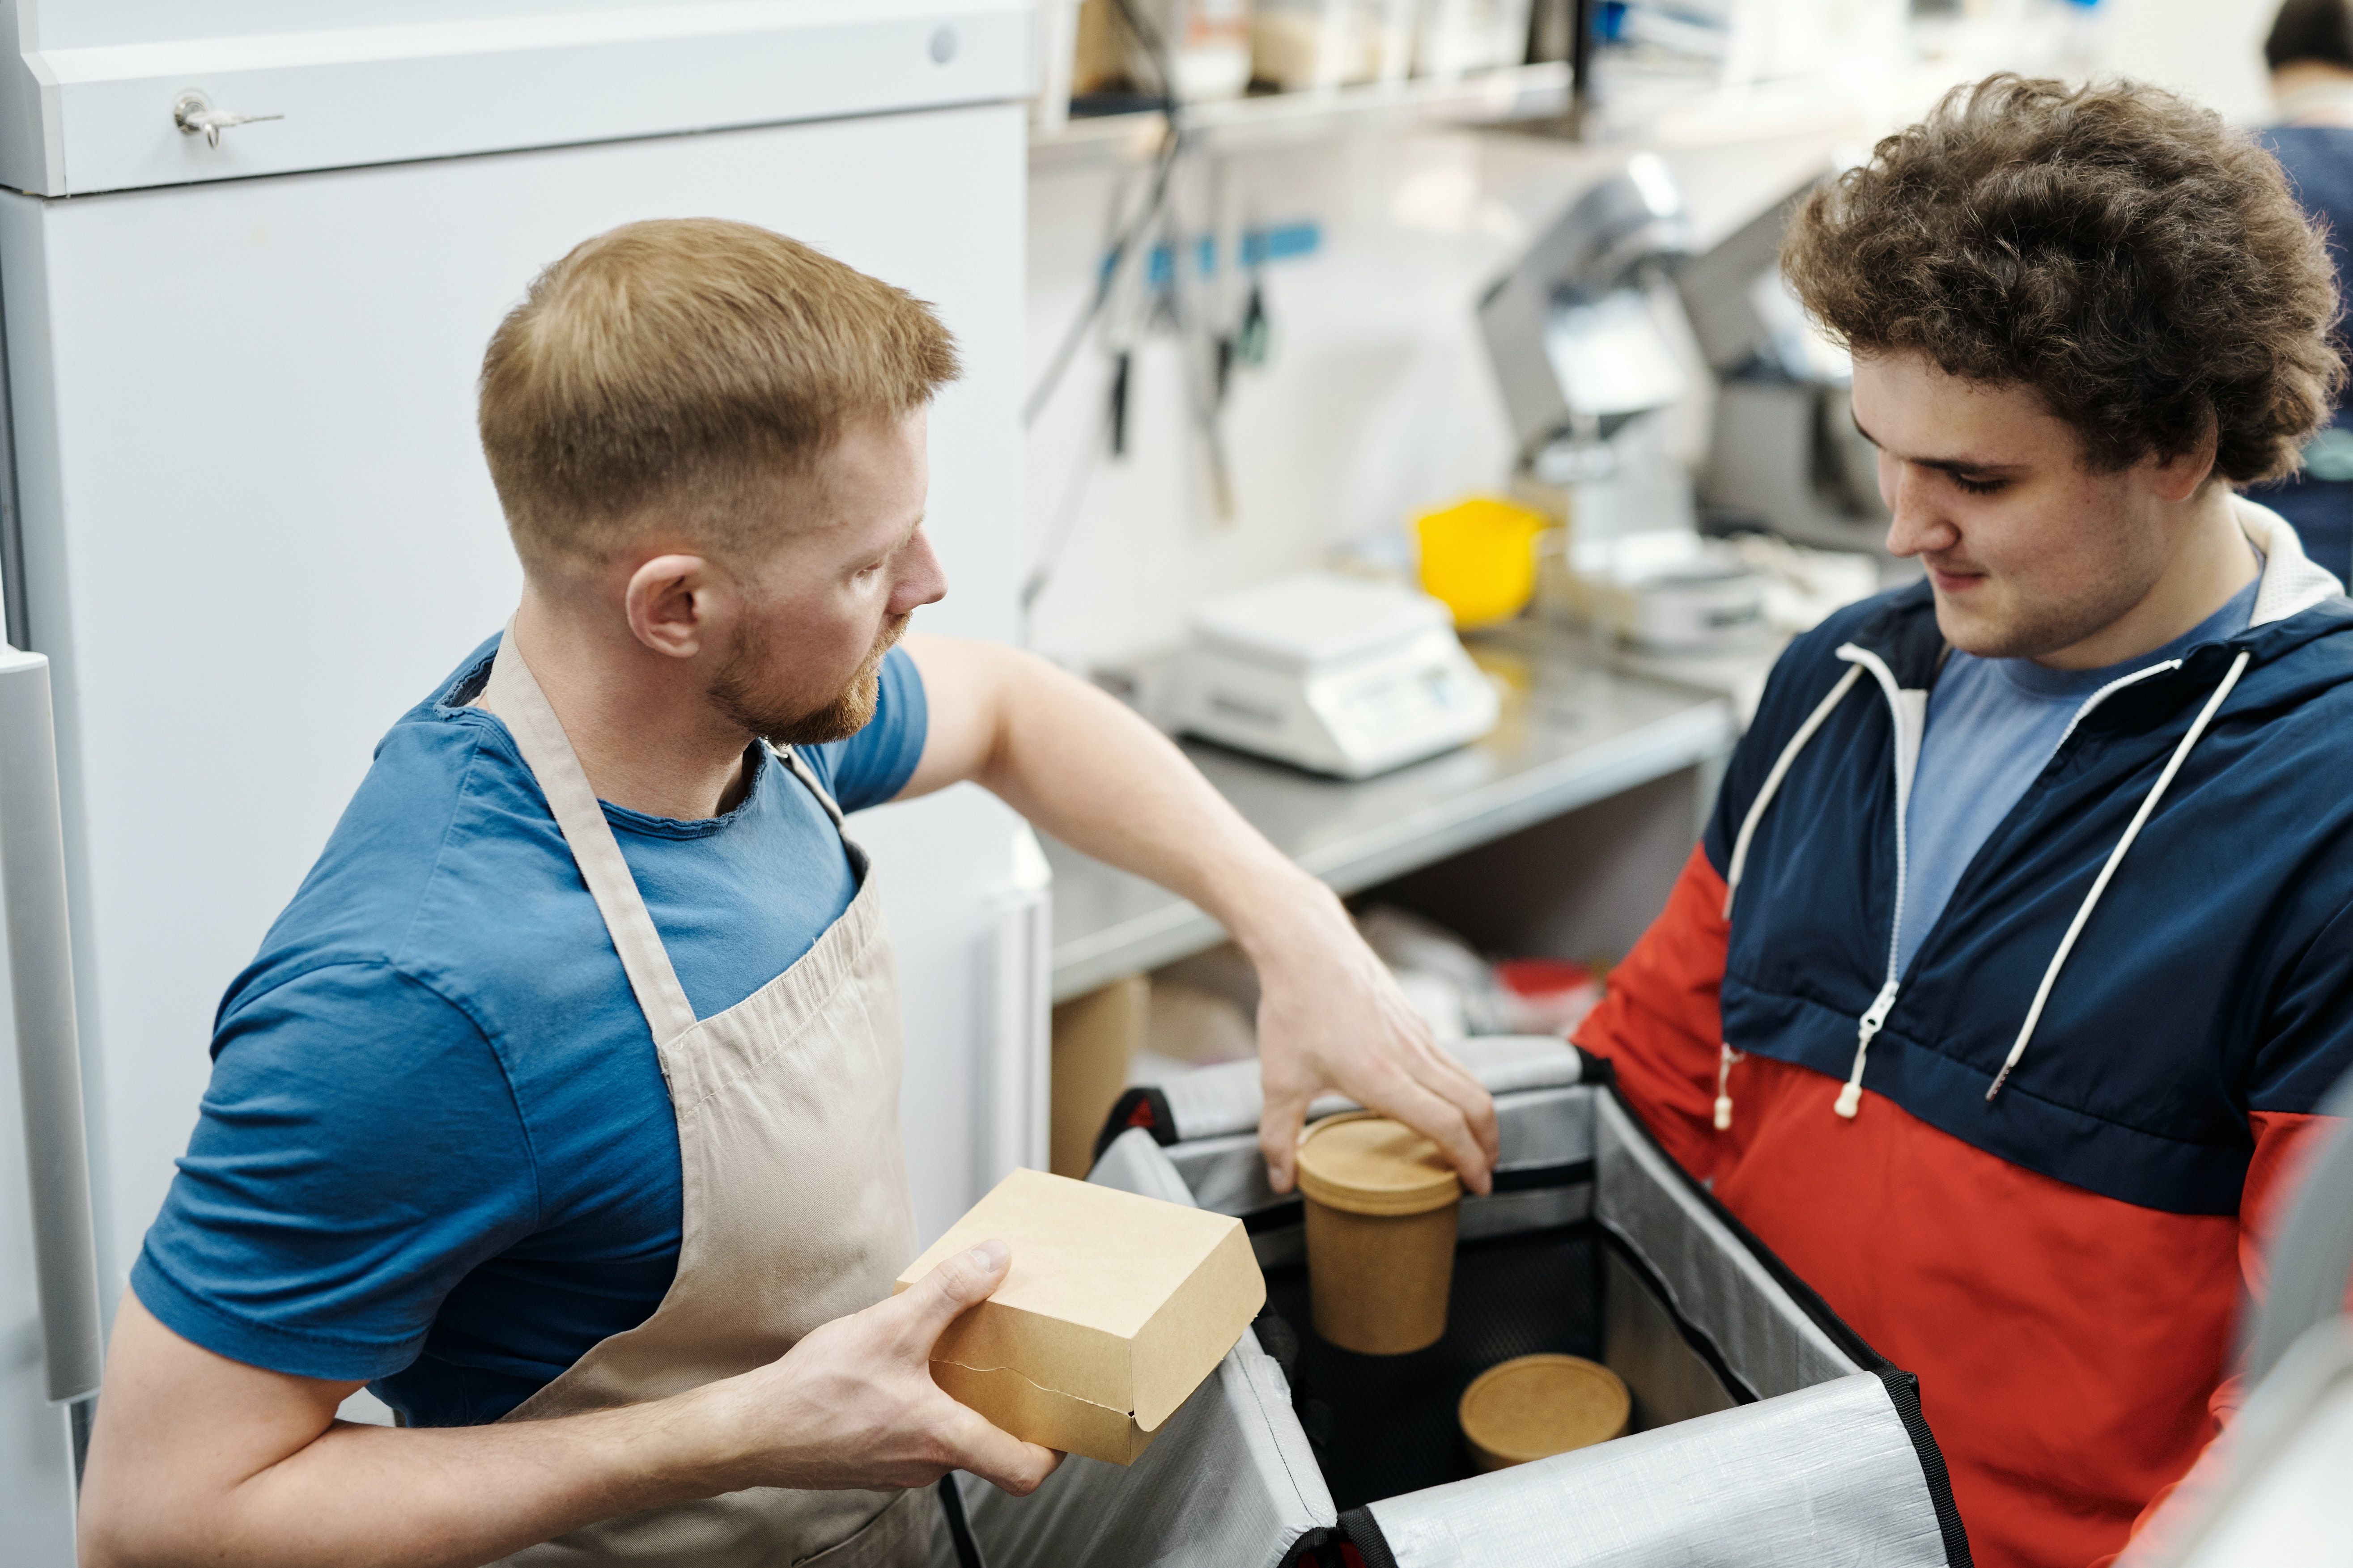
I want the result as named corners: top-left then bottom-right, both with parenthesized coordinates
top-left (708, 1239), bottom-right (1062, 1495)
top-left (1245, 877), bottom-right (1500, 1196)
top-left (904, 635), bottom-right (1499, 1197)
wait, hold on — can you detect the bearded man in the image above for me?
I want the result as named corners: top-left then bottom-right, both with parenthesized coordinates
top-left (74, 218), bottom-right (1496, 1568)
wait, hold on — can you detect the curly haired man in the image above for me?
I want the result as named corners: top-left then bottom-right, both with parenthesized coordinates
top-left (1576, 76), bottom-right (2352, 1567)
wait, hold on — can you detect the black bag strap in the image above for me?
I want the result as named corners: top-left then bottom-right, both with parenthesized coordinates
top-left (938, 1473), bottom-right (986, 1568)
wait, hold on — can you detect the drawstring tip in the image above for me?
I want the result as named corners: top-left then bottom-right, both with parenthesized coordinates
top-left (1984, 1065), bottom-right (2013, 1103)
top-left (1713, 1096), bottom-right (1733, 1131)
top-left (1833, 1082), bottom-right (1861, 1119)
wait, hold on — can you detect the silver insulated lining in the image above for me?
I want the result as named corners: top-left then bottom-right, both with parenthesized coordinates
top-left (946, 1052), bottom-right (1965, 1568)
top-left (1366, 1370), bottom-right (1952, 1568)
top-left (1590, 1090), bottom-right (1857, 1403)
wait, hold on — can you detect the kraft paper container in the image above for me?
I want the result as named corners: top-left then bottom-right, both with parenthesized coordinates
top-left (1458, 1354), bottom-right (1631, 1471)
top-left (896, 1168), bottom-right (1265, 1466)
top-left (1048, 975), bottom-right (1147, 1178)
top-left (1297, 1111), bottom-right (1462, 1355)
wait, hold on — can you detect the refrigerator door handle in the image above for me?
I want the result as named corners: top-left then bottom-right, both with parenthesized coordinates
top-left (0, 646), bottom-right (106, 1421)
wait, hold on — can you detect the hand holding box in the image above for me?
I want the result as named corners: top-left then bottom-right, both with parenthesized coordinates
top-left (896, 1169), bottom-right (1266, 1465)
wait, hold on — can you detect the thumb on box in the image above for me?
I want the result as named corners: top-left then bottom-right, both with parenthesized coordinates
top-left (898, 1239), bottom-right (1010, 1351)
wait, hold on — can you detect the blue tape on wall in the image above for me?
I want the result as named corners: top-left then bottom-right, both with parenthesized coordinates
top-left (1113, 221), bottom-right (1323, 290)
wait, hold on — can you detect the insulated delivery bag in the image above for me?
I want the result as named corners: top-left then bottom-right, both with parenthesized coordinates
top-left (938, 1038), bottom-right (1973, 1568)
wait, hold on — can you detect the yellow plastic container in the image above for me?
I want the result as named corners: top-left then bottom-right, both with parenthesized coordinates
top-left (1414, 496), bottom-right (1550, 629)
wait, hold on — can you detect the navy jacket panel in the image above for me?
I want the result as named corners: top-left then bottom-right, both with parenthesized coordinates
top-left (1702, 570), bottom-right (2353, 1215)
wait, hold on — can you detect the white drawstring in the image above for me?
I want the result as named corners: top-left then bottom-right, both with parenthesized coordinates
top-left (1829, 646), bottom-right (1925, 1120)
top-left (1724, 665), bottom-right (1864, 919)
top-left (1985, 651), bottom-right (2252, 1102)
top-left (1714, 1043), bottom-right (1743, 1130)
top-left (1716, 661), bottom-right (1865, 1131)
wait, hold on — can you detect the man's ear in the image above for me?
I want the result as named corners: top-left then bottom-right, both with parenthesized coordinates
top-left (624, 554), bottom-right (722, 660)
top-left (2148, 421), bottom-right (2221, 504)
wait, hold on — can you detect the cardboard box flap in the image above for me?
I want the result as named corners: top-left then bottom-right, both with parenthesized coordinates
top-left (896, 1168), bottom-right (1266, 1432)
top-left (1126, 1218), bottom-right (1264, 1428)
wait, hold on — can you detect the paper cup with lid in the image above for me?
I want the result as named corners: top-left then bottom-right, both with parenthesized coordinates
top-left (1457, 1353), bottom-right (1630, 1471)
top-left (1296, 1110), bottom-right (1462, 1354)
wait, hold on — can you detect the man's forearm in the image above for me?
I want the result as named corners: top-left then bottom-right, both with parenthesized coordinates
top-left (217, 1388), bottom-right (744, 1567)
top-left (85, 1350), bottom-right (751, 1568)
top-left (964, 649), bottom-right (1335, 963)
top-left (918, 638), bottom-right (1497, 1190)
top-left (86, 1253), bottom-right (1053, 1568)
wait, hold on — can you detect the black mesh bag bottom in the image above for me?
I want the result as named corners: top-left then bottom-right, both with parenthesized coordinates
top-left (1259, 1221), bottom-right (1604, 1513)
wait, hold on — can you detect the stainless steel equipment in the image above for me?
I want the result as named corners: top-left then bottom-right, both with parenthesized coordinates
top-left (1477, 157), bottom-right (1768, 654)
top-left (1478, 153), bottom-right (1691, 465)
top-left (1673, 178), bottom-right (1892, 554)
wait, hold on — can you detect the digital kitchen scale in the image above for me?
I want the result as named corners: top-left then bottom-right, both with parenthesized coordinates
top-left (1169, 572), bottom-right (1501, 780)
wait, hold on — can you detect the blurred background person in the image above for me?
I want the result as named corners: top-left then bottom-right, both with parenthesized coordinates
top-left (2255, 0), bottom-right (2353, 577)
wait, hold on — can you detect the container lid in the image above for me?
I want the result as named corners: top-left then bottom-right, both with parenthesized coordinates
top-left (1295, 1112), bottom-right (1462, 1216)
top-left (1458, 1354), bottom-right (1631, 1467)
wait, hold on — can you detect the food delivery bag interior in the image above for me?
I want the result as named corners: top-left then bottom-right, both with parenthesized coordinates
top-left (939, 1038), bottom-right (1973, 1568)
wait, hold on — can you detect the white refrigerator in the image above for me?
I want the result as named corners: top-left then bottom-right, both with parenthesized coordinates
top-left (0, 645), bottom-right (103, 1562)
top-left (0, 4), bottom-right (1049, 1551)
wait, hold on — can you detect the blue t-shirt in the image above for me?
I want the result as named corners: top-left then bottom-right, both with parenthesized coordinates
top-left (131, 633), bottom-right (929, 1426)
top-left (1897, 579), bottom-right (2259, 976)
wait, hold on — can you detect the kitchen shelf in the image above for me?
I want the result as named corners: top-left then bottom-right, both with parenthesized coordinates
top-left (1028, 59), bottom-right (1574, 167)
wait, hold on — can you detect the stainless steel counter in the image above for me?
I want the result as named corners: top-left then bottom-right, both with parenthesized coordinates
top-left (1045, 623), bottom-right (1743, 1000)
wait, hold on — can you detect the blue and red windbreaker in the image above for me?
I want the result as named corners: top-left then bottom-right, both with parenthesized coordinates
top-left (1576, 504), bottom-right (2353, 1568)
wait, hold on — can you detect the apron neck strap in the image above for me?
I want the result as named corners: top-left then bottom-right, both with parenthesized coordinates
top-left (769, 744), bottom-right (847, 828)
top-left (479, 622), bottom-right (700, 1048)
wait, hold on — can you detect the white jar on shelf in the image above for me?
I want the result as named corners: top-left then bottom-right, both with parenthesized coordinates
top-left (1072, 0), bottom-right (1255, 103)
top-left (1415, 0), bottom-right (1534, 81)
top-left (1159, 0), bottom-right (1260, 101)
top-left (1252, 0), bottom-right (1417, 92)
top-left (1173, 0), bottom-right (1256, 101)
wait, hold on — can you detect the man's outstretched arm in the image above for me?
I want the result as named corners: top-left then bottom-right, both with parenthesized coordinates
top-left (900, 634), bottom-right (1499, 1195)
top-left (78, 1246), bottom-right (1055, 1568)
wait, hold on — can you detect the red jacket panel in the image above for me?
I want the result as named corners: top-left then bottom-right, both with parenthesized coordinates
top-left (1578, 844), bottom-right (2334, 1568)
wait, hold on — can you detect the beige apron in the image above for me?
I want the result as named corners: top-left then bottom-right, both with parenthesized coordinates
top-left (476, 629), bottom-right (930, 1568)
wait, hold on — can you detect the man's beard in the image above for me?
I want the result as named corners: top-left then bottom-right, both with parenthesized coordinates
top-left (1931, 537), bottom-right (2166, 661)
top-left (709, 613), bottom-right (910, 748)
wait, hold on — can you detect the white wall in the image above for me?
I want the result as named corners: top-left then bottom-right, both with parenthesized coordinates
top-left (1021, 0), bottom-right (2295, 673)
top-left (1023, 120), bottom-right (1872, 668)
top-left (2099, 0), bottom-right (2274, 125)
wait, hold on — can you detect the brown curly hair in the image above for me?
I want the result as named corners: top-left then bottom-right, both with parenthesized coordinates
top-left (1783, 74), bottom-right (2343, 485)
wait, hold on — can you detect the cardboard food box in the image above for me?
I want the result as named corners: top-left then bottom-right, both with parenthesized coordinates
top-left (895, 1167), bottom-right (1265, 1465)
